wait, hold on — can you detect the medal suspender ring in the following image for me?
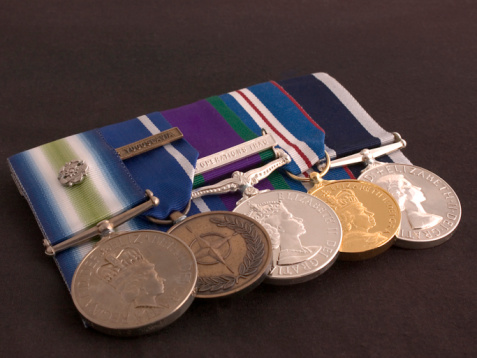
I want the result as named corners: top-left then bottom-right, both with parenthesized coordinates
top-left (286, 151), bottom-right (331, 183)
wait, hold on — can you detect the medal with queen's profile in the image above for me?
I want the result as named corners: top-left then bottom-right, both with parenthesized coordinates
top-left (234, 190), bottom-right (342, 285)
top-left (309, 180), bottom-right (401, 261)
top-left (287, 153), bottom-right (401, 261)
top-left (358, 163), bottom-right (461, 249)
top-left (314, 137), bottom-right (462, 249)
top-left (189, 149), bottom-right (342, 285)
top-left (71, 230), bottom-right (197, 336)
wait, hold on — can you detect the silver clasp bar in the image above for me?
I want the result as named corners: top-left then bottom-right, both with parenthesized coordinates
top-left (192, 148), bottom-right (291, 205)
top-left (43, 190), bottom-right (159, 256)
top-left (323, 132), bottom-right (407, 169)
top-left (194, 132), bottom-right (277, 175)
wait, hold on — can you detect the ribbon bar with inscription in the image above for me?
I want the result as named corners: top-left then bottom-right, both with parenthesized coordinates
top-left (116, 127), bottom-right (184, 160)
top-left (194, 133), bottom-right (276, 175)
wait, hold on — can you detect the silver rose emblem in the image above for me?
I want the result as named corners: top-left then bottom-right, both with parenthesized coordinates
top-left (58, 160), bottom-right (89, 187)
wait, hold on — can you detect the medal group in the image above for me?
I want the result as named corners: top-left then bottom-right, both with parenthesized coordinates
top-left (8, 74), bottom-right (462, 336)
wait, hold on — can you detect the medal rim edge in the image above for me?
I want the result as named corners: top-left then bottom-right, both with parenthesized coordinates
top-left (167, 211), bottom-right (273, 299)
top-left (70, 230), bottom-right (198, 336)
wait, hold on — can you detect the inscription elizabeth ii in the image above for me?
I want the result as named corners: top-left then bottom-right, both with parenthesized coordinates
top-left (310, 180), bottom-right (401, 260)
top-left (234, 190), bottom-right (342, 284)
top-left (359, 163), bottom-right (461, 248)
top-left (71, 231), bottom-right (197, 336)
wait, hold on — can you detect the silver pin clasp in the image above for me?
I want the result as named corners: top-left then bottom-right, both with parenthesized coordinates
top-left (194, 130), bottom-right (277, 176)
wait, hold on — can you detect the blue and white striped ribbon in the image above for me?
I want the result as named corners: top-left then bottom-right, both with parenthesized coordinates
top-left (9, 114), bottom-right (199, 286)
top-left (99, 112), bottom-right (198, 220)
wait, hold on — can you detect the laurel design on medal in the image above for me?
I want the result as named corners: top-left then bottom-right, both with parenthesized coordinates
top-left (167, 211), bottom-right (272, 298)
top-left (197, 216), bottom-right (265, 293)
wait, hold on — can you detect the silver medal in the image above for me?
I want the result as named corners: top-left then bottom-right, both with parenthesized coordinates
top-left (192, 143), bottom-right (343, 284)
top-left (234, 190), bottom-right (342, 284)
top-left (326, 133), bottom-right (461, 249)
top-left (359, 163), bottom-right (461, 248)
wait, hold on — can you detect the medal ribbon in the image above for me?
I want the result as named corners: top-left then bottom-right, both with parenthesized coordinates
top-left (9, 72), bottom-right (411, 288)
top-left (161, 83), bottom-right (326, 186)
top-left (9, 114), bottom-right (199, 286)
top-left (99, 113), bottom-right (199, 219)
top-left (182, 73), bottom-right (412, 216)
top-left (278, 73), bottom-right (412, 179)
top-left (8, 130), bottom-right (146, 247)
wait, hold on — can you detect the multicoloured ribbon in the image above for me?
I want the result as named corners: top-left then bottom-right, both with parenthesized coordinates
top-left (168, 73), bottom-right (412, 217)
top-left (9, 72), bottom-right (411, 288)
top-left (99, 112), bottom-right (199, 220)
top-left (161, 82), bottom-right (326, 187)
top-left (9, 116), bottom-right (199, 285)
top-left (8, 130), bottom-right (146, 246)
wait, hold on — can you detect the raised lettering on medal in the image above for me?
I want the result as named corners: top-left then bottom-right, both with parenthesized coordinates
top-left (71, 230), bottom-right (197, 336)
top-left (309, 180), bottom-right (401, 261)
top-left (234, 190), bottom-right (343, 284)
top-left (358, 163), bottom-right (461, 249)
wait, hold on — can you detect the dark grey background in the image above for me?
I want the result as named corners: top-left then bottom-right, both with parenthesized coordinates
top-left (1, 1), bottom-right (475, 357)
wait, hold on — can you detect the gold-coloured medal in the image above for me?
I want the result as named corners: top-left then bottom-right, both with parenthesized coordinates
top-left (288, 153), bottom-right (401, 260)
top-left (309, 180), bottom-right (401, 260)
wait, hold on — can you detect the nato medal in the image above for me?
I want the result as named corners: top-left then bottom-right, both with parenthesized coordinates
top-left (168, 211), bottom-right (272, 298)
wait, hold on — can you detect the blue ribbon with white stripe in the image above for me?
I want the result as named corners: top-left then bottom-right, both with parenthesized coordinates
top-left (277, 73), bottom-right (412, 180)
top-left (99, 112), bottom-right (198, 219)
top-left (9, 114), bottom-right (198, 286)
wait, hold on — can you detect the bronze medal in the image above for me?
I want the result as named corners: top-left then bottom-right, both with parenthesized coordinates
top-left (168, 211), bottom-right (272, 298)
